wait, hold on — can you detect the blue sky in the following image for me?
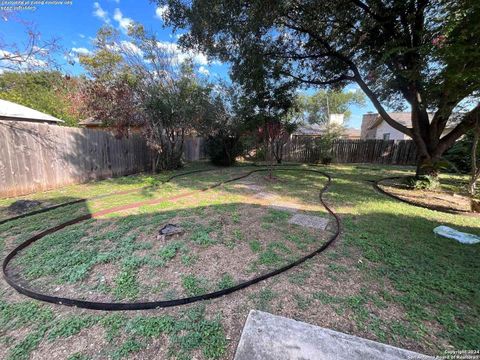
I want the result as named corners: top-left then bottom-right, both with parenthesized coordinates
top-left (2, 0), bottom-right (376, 128)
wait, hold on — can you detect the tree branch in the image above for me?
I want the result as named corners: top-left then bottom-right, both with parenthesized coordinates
top-left (279, 70), bottom-right (354, 86)
top-left (437, 103), bottom-right (480, 155)
top-left (350, 68), bottom-right (412, 136)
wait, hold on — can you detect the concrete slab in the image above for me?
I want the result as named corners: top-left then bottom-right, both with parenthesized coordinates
top-left (234, 310), bottom-right (433, 360)
top-left (288, 213), bottom-right (329, 230)
top-left (269, 203), bottom-right (300, 213)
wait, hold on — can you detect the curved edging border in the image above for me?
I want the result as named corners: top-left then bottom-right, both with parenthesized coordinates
top-left (0, 168), bottom-right (224, 227)
top-left (3, 167), bottom-right (340, 311)
top-left (374, 176), bottom-right (478, 216)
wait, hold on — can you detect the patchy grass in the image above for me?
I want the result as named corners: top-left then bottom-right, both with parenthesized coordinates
top-left (0, 163), bottom-right (478, 359)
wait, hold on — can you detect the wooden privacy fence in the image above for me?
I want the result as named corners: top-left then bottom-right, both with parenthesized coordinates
top-left (280, 138), bottom-right (417, 165)
top-left (183, 136), bottom-right (207, 163)
top-left (0, 121), bottom-right (208, 197)
top-left (0, 121), bottom-right (153, 197)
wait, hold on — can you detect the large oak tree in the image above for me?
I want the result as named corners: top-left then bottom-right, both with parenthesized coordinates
top-left (158, 0), bottom-right (480, 175)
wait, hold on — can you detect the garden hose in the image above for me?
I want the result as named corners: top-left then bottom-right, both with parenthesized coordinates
top-left (2, 167), bottom-right (341, 311)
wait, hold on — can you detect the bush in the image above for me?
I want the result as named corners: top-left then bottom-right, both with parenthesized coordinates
top-left (321, 156), bottom-right (333, 165)
top-left (206, 134), bottom-right (244, 166)
top-left (444, 131), bottom-right (480, 173)
top-left (404, 175), bottom-right (440, 190)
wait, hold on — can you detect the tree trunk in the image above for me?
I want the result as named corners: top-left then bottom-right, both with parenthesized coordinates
top-left (415, 154), bottom-right (440, 177)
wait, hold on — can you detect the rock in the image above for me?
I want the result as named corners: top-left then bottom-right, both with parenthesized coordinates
top-left (7, 200), bottom-right (42, 214)
top-left (157, 224), bottom-right (184, 241)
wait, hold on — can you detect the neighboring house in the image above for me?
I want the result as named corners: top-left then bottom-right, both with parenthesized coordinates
top-left (293, 113), bottom-right (361, 140)
top-left (344, 127), bottom-right (361, 139)
top-left (0, 99), bottom-right (64, 125)
top-left (79, 117), bottom-right (144, 133)
top-left (361, 112), bottom-right (460, 140)
top-left (79, 117), bottom-right (103, 129)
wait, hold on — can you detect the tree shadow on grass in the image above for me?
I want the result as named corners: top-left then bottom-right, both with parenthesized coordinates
top-left (4, 200), bottom-right (336, 304)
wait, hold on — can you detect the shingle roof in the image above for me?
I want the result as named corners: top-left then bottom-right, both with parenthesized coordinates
top-left (0, 99), bottom-right (64, 123)
top-left (293, 123), bottom-right (324, 135)
top-left (367, 112), bottom-right (460, 129)
top-left (79, 117), bottom-right (103, 126)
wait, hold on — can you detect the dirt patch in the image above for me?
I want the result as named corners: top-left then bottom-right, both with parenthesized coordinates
top-left (379, 179), bottom-right (472, 213)
top-left (7, 200), bottom-right (42, 214)
top-left (30, 325), bottom-right (108, 360)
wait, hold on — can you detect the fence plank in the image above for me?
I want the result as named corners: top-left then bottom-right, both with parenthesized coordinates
top-left (0, 121), bottom-right (154, 197)
top-left (278, 137), bottom-right (417, 165)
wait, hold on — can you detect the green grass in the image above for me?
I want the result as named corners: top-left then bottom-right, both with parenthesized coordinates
top-left (217, 273), bottom-right (235, 290)
top-left (251, 288), bottom-right (277, 312)
top-left (182, 274), bottom-right (209, 296)
top-left (248, 239), bottom-right (262, 253)
top-left (48, 315), bottom-right (100, 341)
top-left (1, 163), bottom-right (479, 357)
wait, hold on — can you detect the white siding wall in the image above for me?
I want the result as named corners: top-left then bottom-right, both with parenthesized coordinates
top-left (375, 121), bottom-right (410, 140)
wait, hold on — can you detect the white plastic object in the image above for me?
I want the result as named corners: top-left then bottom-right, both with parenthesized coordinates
top-left (433, 226), bottom-right (480, 244)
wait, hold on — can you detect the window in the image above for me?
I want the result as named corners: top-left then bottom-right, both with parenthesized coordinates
top-left (383, 133), bottom-right (390, 140)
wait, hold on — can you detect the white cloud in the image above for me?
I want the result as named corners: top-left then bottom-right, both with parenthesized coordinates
top-left (93, 2), bottom-right (110, 24)
top-left (113, 8), bottom-right (133, 33)
top-left (66, 47), bottom-right (92, 63)
top-left (198, 66), bottom-right (209, 76)
top-left (0, 49), bottom-right (48, 70)
top-left (71, 47), bottom-right (92, 56)
top-left (156, 40), bottom-right (209, 65)
top-left (79, 34), bottom-right (86, 39)
top-left (119, 41), bottom-right (143, 56)
top-left (155, 5), bottom-right (168, 20)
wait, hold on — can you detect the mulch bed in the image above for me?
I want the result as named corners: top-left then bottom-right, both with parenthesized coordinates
top-left (378, 178), bottom-right (473, 213)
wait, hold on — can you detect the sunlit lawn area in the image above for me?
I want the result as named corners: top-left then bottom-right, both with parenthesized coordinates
top-left (0, 163), bottom-right (478, 359)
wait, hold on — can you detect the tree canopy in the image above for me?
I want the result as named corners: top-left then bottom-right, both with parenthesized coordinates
top-left (159, 0), bottom-right (480, 175)
top-left (297, 90), bottom-right (366, 125)
top-left (0, 71), bottom-right (82, 126)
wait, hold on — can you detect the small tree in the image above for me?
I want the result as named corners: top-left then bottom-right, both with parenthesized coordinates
top-left (197, 85), bottom-right (246, 166)
top-left (264, 119), bottom-right (297, 164)
top-left (80, 25), bottom-right (214, 170)
top-left (125, 25), bottom-right (216, 170)
top-left (79, 27), bottom-right (143, 136)
top-left (142, 63), bottom-right (212, 170)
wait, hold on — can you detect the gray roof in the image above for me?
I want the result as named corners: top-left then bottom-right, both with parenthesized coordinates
top-left (0, 99), bottom-right (64, 123)
top-left (79, 117), bottom-right (103, 126)
top-left (294, 123), bottom-right (324, 135)
top-left (365, 112), bottom-right (460, 130)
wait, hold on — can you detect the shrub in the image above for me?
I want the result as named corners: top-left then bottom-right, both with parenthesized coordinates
top-left (321, 156), bottom-right (333, 165)
top-left (404, 175), bottom-right (440, 190)
top-left (206, 134), bottom-right (244, 166)
top-left (444, 132), bottom-right (480, 173)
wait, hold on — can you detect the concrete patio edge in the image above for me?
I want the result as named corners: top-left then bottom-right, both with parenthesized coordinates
top-left (234, 310), bottom-right (434, 360)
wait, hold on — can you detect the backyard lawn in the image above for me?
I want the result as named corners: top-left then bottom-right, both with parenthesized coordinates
top-left (0, 163), bottom-right (479, 360)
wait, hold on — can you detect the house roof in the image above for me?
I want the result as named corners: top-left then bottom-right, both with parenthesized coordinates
top-left (79, 117), bottom-right (103, 126)
top-left (366, 112), bottom-right (460, 130)
top-left (344, 128), bottom-right (361, 138)
top-left (293, 123), bottom-right (324, 136)
top-left (0, 99), bottom-right (64, 123)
